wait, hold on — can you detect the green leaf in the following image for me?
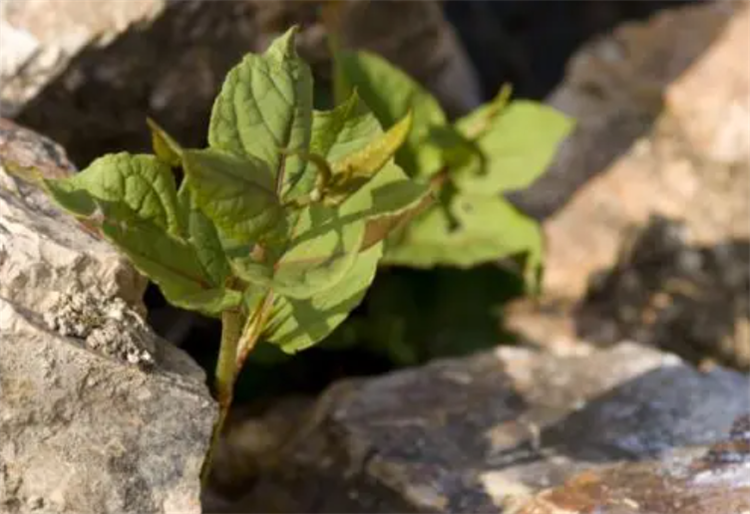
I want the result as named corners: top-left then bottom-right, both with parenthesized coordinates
top-left (424, 125), bottom-right (485, 177)
top-left (284, 90), bottom-right (389, 203)
top-left (102, 216), bottom-right (241, 315)
top-left (177, 184), bottom-right (232, 287)
top-left (181, 148), bottom-right (282, 242)
top-left (383, 193), bottom-right (543, 287)
top-left (339, 161), bottom-right (431, 229)
top-left (231, 204), bottom-right (365, 299)
top-left (322, 111), bottom-right (413, 206)
top-left (146, 118), bottom-right (183, 167)
top-left (208, 26), bottom-right (313, 200)
top-left (455, 83), bottom-right (513, 140)
top-left (454, 101), bottom-right (573, 194)
top-left (264, 242), bottom-right (383, 353)
top-left (334, 49), bottom-right (445, 177)
top-left (44, 153), bottom-right (181, 236)
top-left (44, 152), bottom-right (242, 316)
top-left (309, 90), bottom-right (375, 163)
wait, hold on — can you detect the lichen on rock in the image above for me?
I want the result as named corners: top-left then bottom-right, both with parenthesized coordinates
top-left (43, 286), bottom-right (156, 368)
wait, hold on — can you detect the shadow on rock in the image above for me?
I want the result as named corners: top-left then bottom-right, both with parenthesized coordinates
top-left (574, 215), bottom-right (750, 371)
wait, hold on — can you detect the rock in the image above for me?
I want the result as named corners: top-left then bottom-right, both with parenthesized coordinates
top-left (0, 297), bottom-right (216, 514)
top-left (665, 3), bottom-right (750, 165)
top-left (505, 2), bottom-right (750, 368)
top-left (205, 342), bottom-right (750, 512)
top-left (516, 414), bottom-right (750, 514)
top-left (0, 118), bottom-right (146, 314)
top-left (0, 121), bottom-right (217, 513)
top-left (513, 1), bottom-right (747, 221)
top-left (2, 0), bottom-right (480, 168)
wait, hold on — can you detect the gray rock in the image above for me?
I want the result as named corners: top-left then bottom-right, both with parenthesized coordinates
top-left (205, 342), bottom-right (750, 512)
top-left (0, 120), bottom-right (217, 513)
top-left (0, 297), bottom-right (216, 513)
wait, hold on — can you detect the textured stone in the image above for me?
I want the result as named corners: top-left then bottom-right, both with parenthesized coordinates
top-left (516, 414), bottom-right (750, 514)
top-left (0, 297), bottom-right (216, 514)
top-left (0, 118), bottom-right (146, 314)
top-left (205, 343), bottom-right (750, 512)
top-left (665, 3), bottom-right (750, 165)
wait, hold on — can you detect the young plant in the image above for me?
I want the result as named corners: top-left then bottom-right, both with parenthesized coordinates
top-left (39, 27), bottom-right (430, 480)
top-left (332, 47), bottom-right (574, 289)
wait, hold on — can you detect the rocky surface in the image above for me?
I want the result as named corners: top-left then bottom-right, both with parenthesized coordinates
top-left (0, 297), bottom-right (215, 514)
top-left (517, 414), bottom-right (750, 514)
top-left (506, 2), bottom-right (750, 369)
top-left (0, 120), bottom-right (216, 513)
top-left (1, 0), bottom-right (479, 167)
top-left (204, 342), bottom-right (750, 513)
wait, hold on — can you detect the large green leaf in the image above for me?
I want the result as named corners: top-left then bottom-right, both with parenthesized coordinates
top-left (334, 50), bottom-right (445, 177)
top-left (383, 194), bottom-right (543, 287)
top-left (44, 153), bottom-right (181, 236)
top-left (181, 148), bottom-right (282, 242)
top-left (208, 26), bottom-right (313, 200)
top-left (454, 101), bottom-right (573, 194)
top-left (263, 242), bottom-right (383, 353)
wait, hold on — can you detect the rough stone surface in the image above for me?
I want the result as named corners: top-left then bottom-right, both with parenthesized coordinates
top-left (43, 286), bottom-right (156, 368)
top-left (516, 414), bottom-right (750, 514)
top-left (505, 2), bottom-right (750, 369)
top-left (0, 298), bottom-right (216, 514)
top-left (0, 120), bottom-right (217, 513)
top-left (204, 343), bottom-right (750, 512)
top-left (0, 118), bottom-right (147, 314)
top-left (2, 0), bottom-right (480, 167)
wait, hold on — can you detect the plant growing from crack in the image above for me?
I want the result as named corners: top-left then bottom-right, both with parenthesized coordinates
top-left (32, 18), bottom-right (574, 484)
top-left (40, 27), bottom-right (431, 482)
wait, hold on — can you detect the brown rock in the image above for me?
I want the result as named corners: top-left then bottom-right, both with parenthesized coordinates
top-left (518, 414), bottom-right (750, 514)
top-left (506, 2), bottom-right (750, 369)
top-left (665, 4), bottom-right (750, 165)
top-left (528, 1), bottom-right (748, 296)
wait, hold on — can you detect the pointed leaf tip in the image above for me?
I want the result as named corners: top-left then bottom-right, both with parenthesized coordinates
top-left (147, 118), bottom-right (183, 167)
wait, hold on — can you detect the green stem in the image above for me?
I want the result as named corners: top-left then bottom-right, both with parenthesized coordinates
top-left (200, 308), bottom-right (242, 485)
top-left (235, 293), bottom-right (274, 372)
top-left (200, 293), bottom-right (274, 486)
